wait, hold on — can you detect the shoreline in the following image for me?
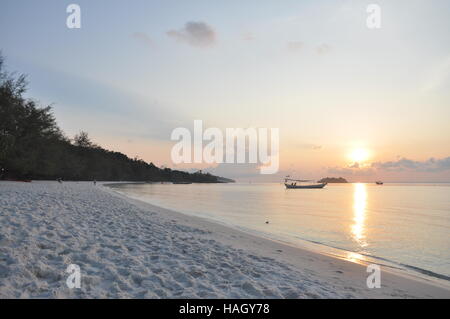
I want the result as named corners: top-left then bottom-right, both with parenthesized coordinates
top-left (106, 182), bottom-right (450, 288)
top-left (103, 183), bottom-right (450, 298)
top-left (1, 180), bottom-right (449, 298)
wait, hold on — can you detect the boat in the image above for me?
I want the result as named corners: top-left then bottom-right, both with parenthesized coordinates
top-left (375, 181), bottom-right (383, 185)
top-left (284, 178), bottom-right (327, 189)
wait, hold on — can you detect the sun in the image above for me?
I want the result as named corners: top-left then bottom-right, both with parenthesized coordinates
top-left (349, 148), bottom-right (370, 163)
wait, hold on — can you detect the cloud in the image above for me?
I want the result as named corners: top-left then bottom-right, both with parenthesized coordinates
top-left (316, 44), bottom-right (332, 55)
top-left (287, 41), bottom-right (304, 52)
top-left (349, 162), bottom-right (360, 169)
top-left (327, 166), bottom-right (375, 176)
top-left (327, 157), bottom-right (450, 176)
top-left (167, 21), bottom-right (216, 47)
top-left (372, 157), bottom-right (450, 172)
top-left (131, 32), bottom-right (154, 48)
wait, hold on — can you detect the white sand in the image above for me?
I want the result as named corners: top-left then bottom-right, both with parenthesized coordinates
top-left (0, 181), bottom-right (449, 299)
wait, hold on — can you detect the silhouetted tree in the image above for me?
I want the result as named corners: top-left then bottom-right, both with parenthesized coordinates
top-left (0, 53), bottom-right (227, 183)
top-left (73, 131), bottom-right (93, 148)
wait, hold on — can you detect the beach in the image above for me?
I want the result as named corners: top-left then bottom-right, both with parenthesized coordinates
top-left (0, 181), bottom-right (449, 299)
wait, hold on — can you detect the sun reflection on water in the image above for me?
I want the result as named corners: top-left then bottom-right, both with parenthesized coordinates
top-left (346, 251), bottom-right (365, 264)
top-left (351, 183), bottom-right (368, 248)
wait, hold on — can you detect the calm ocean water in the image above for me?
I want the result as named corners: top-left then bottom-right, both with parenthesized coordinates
top-left (111, 182), bottom-right (450, 283)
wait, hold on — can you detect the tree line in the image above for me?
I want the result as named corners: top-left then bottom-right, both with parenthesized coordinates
top-left (0, 54), bottom-right (225, 183)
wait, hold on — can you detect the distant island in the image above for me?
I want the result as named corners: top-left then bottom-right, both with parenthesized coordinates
top-left (318, 177), bottom-right (348, 183)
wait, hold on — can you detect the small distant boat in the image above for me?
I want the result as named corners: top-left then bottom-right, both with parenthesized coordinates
top-left (375, 181), bottom-right (383, 185)
top-left (284, 178), bottom-right (326, 189)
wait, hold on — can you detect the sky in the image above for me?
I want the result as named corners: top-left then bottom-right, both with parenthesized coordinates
top-left (1, 0), bottom-right (449, 182)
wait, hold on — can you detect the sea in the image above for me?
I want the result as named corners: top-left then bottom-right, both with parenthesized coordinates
top-left (110, 182), bottom-right (450, 285)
